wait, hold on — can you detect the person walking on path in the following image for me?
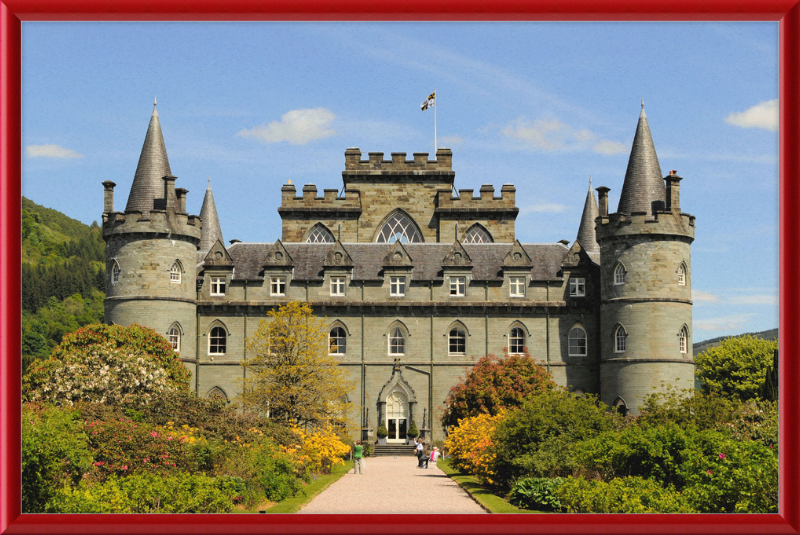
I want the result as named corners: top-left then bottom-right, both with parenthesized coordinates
top-left (415, 438), bottom-right (425, 468)
top-left (353, 440), bottom-right (364, 475)
top-left (420, 441), bottom-right (431, 469)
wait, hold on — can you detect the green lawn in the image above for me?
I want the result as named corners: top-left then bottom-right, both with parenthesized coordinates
top-left (259, 461), bottom-right (352, 514)
top-left (438, 460), bottom-right (541, 514)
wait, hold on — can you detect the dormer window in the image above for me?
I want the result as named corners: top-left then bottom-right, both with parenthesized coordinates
top-left (271, 276), bottom-right (286, 296)
top-left (210, 277), bottom-right (226, 296)
top-left (510, 277), bottom-right (525, 297)
top-left (569, 278), bottom-right (585, 297)
top-left (390, 276), bottom-right (406, 296)
top-left (331, 276), bottom-right (346, 296)
top-left (450, 276), bottom-right (466, 297)
top-left (170, 262), bottom-right (181, 283)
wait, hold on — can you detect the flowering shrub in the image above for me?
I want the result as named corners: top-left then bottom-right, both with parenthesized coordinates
top-left (555, 476), bottom-right (694, 513)
top-left (293, 424), bottom-right (351, 475)
top-left (444, 412), bottom-right (504, 485)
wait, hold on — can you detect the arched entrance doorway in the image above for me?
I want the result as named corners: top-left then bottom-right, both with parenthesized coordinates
top-left (385, 390), bottom-right (408, 443)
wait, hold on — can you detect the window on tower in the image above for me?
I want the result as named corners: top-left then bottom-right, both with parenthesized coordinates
top-left (678, 264), bottom-right (686, 286)
top-left (111, 261), bottom-right (120, 284)
top-left (615, 325), bottom-right (627, 353)
top-left (168, 325), bottom-right (180, 352)
top-left (306, 225), bottom-right (335, 243)
top-left (376, 212), bottom-right (422, 243)
top-left (170, 261), bottom-right (181, 283)
top-left (463, 225), bottom-right (493, 243)
top-left (614, 263), bottom-right (626, 285)
top-left (679, 327), bottom-right (688, 354)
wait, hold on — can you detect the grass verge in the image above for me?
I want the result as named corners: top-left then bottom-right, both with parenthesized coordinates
top-left (261, 461), bottom-right (352, 514)
top-left (438, 460), bottom-right (541, 514)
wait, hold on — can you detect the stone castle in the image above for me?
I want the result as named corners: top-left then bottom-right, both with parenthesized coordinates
top-left (101, 101), bottom-right (695, 441)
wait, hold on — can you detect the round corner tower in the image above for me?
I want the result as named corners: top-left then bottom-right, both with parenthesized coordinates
top-left (595, 105), bottom-right (695, 415)
top-left (101, 101), bottom-right (201, 383)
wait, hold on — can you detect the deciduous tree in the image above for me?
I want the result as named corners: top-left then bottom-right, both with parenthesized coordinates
top-left (695, 335), bottom-right (778, 401)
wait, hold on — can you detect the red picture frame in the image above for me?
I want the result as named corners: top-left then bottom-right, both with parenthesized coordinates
top-left (2, 1), bottom-right (798, 533)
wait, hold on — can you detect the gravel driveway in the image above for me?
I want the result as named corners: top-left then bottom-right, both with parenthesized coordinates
top-left (299, 456), bottom-right (487, 514)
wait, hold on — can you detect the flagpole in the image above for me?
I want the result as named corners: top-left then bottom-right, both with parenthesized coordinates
top-left (434, 89), bottom-right (437, 158)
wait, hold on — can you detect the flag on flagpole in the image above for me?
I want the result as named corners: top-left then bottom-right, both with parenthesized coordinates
top-left (421, 91), bottom-right (435, 111)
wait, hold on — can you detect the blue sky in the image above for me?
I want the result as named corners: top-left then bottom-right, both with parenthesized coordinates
top-left (21, 22), bottom-right (779, 342)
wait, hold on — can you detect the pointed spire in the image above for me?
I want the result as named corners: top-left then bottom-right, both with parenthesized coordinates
top-left (577, 177), bottom-right (600, 254)
top-left (199, 177), bottom-right (224, 252)
top-left (124, 102), bottom-right (173, 213)
top-left (617, 102), bottom-right (666, 215)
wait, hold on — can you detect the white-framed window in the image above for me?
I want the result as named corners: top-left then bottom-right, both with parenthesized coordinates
top-left (679, 327), bottom-right (688, 354)
top-left (210, 277), bottom-right (226, 296)
top-left (510, 276), bottom-right (526, 297)
top-left (450, 276), bottom-right (466, 297)
top-left (329, 326), bottom-right (347, 355)
top-left (448, 328), bottom-right (466, 355)
top-left (569, 278), bottom-right (585, 297)
top-left (568, 326), bottom-right (587, 356)
top-left (330, 276), bottom-right (346, 296)
top-left (170, 262), bottom-right (181, 283)
top-left (271, 276), bottom-right (286, 296)
top-left (111, 261), bottom-right (120, 284)
top-left (615, 325), bottom-right (627, 353)
top-left (168, 326), bottom-right (180, 352)
top-left (389, 327), bottom-right (405, 355)
top-left (509, 327), bottom-right (525, 355)
top-left (390, 276), bottom-right (406, 296)
top-left (209, 326), bottom-right (226, 355)
top-left (678, 264), bottom-right (686, 286)
top-left (614, 263), bottom-right (626, 285)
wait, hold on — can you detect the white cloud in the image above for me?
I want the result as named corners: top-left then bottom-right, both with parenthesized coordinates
top-left (729, 294), bottom-right (779, 306)
top-left (724, 99), bottom-right (778, 132)
top-left (694, 313), bottom-right (755, 331)
top-left (519, 203), bottom-right (567, 215)
top-left (238, 108), bottom-right (337, 145)
top-left (26, 144), bottom-right (83, 159)
top-left (502, 117), bottom-right (626, 155)
top-left (692, 289), bottom-right (720, 303)
top-left (440, 135), bottom-right (464, 146)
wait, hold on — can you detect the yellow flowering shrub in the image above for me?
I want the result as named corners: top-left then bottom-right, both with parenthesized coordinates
top-left (444, 412), bottom-right (504, 485)
top-left (154, 421), bottom-right (204, 446)
top-left (292, 425), bottom-right (350, 475)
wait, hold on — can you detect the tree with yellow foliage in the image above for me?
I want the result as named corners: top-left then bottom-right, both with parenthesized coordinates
top-left (240, 302), bottom-right (353, 428)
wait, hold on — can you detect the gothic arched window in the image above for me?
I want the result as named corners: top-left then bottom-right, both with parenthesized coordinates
top-left (448, 328), bottom-right (466, 355)
top-left (209, 326), bottom-right (227, 355)
top-left (679, 326), bottom-right (688, 354)
top-left (376, 212), bottom-right (422, 243)
top-left (170, 261), bottom-right (182, 283)
top-left (509, 327), bottom-right (525, 355)
top-left (389, 327), bottom-right (406, 355)
top-left (615, 325), bottom-right (627, 353)
top-left (168, 325), bottom-right (181, 352)
top-left (568, 326), bottom-right (587, 356)
top-left (330, 326), bottom-right (347, 355)
top-left (678, 263), bottom-right (686, 286)
top-left (306, 225), bottom-right (335, 243)
top-left (463, 224), bottom-right (493, 243)
top-left (111, 261), bottom-right (120, 284)
top-left (614, 262), bottom-right (626, 285)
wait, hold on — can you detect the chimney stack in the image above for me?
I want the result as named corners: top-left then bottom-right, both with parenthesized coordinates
top-left (665, 171), bottom-right (683, 212)
top-left (597, 186), bottom-right (610, 217)
top-left (162, 175), bottom-right (177, 211)
top-left (175, 188), bottom-right (188, 213)
top-left (102, 181), bottom-right (116, 213)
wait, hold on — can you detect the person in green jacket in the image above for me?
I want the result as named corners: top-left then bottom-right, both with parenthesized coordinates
top-left (353, 440), bottom-right (364, 474)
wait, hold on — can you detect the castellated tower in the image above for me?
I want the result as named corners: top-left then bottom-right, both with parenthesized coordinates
top-left (596, 104), bottom-right (696, 415)
top-left (101, 100), bottom-right (202, 385)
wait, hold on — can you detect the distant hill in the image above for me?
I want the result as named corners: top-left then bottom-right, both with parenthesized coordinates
top-left (693, 328), bottom-right (778, 356)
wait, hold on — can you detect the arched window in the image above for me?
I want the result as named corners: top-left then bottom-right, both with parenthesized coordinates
top-left (208, 387), bottom-right (228, 402)
top-left (168, 325), bottom-right (181, 352)
top-left (170, 261), bottom-right (181, 283)
top-left (613, 397), bottom-right (628, 416)
top-left (111, 261), bottom-right (120, 284)
top-left (568, 326), bottom-right (587, 356)
top-left (306, 225), bottom-right (335, 243)
top-left (463, 224), bottom-right (493, 244)
top-left (330, 326), bottom-right (347, 355)
top-left (376, 212), bottom-right (422, 243)
top-left (448, 328), bottom-right (466, 355)
top-left (615, 325), bottom-right (627, 353)
top-left (209, 326), bottom-right (227, 355)
top-left (678, 263), bottom-right (686, 286)
top-left (389, 327), bottom-right (405, 355)
top-left (679, 326), bottom-right (688, 354)
top-left (509, 327), bottom-right (525, 355)
top-left (614, 263), bottom-right (626, 285)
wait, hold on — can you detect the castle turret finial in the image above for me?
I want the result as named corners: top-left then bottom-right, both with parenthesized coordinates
top-left (154, 96), bottom-right (157, 107)
top-left (641, 97), bottom-right (644, 109)
top-left (208, 175), bottom-right (211, 187)
top-left (124, 100), bottom-right (172, 213)
top-left (618, 104), bottom-right (665, 215)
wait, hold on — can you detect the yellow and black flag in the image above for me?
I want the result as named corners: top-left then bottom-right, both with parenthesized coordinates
top-left (421, 91), bottom-right (435, 111)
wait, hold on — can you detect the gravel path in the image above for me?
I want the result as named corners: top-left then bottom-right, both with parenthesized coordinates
top-left (299, 456), bottom-right (487, 514)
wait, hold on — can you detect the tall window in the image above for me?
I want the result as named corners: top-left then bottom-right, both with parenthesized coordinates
top-left (569, 326), bottom-right (587, 356)
top-left (448, 328), bottom-right (466, 355)
top-left (209, 326), bottom-right (226, 355)
top-left (306, 225), bottom-right (335, 243)
top-left (614, 263), bottom-right (626, 285)
top-left (210, 277), bottom-right (226, 296)
top-left (615, 326), bottom-right (627, 353)
top-left (389, 327), bottom-right (405, 355)
top-left (271, 276), bottom-right (286, 296)
top-left (111, 261), bottom-right (120, 284)
top-left (168, 326), bottom-right (180, 352)
top-left (450, 276), bottom-right (466, 297)
top-left (569, 278), bottom-right (585, 296)
top-left (510, 277), bottom-right (526, 297)
top-left (170, 262), bottom-right (181, 283)
top-left (678, 264), bottom-right (686, 286)
top-left (463, 225), bottom-right (493, 243)
top-left (509, 327), bottom-right (525, 355)
top-left (679, 327), bottom-right (688, 354)
top-left (330, 276), bottom-right (346, 296)
top-left (390, 276), bottom-right (406, 296)
top-left (376, 212), bottom-right (422, 243)
top-left (330, 327), bottom-right (346, 355)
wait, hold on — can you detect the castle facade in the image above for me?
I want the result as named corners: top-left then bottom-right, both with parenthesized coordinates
top-left (102, 102), bottom-right (695, 441)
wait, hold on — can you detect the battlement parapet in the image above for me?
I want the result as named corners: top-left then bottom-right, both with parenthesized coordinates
top-left (102, 209), bottom-right (202, 241)
top-left (278, 183), bottom-right (362, 215)
top-left (342, 148), bottom-right (455, 182)
top-left (436, 184), bottom-right (518, 215)
top-left (596, 210), bottom-right (695, 242)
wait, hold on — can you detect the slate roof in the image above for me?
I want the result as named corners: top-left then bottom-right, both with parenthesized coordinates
top-left (199, 178), bottom-right (224, 252)
top-left (617, 105), bottom-right (666, 216)
top-left (219, 242), bottom-right (570, 282)
top-left (125, 101), bottom-right (174, 213)
top-left (576, 181), bottom-right (600, 255)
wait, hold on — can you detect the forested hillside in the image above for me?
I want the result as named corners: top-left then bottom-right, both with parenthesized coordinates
top-left (693, 328), bottom-right (778, 356)
top-left (21, 197), bottom-right (106, 369)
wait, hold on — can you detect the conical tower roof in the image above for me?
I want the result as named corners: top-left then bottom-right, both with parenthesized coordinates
top-left (199, 177), bottom-right (224, 252)
top-left (617, 102), bottom-right (666, 215)
top-left (125, 98), bottom-right (173, 213)
top-left (576, 177), bottom-right (600, 254)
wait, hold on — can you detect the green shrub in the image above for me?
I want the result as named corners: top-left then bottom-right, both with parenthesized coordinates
top-left (22, 403), bottom-right (94, 513)
top-left (509, 477), bottom-right (564, 511)
top-left (407, 420), bottom-right (419, 439)
top-left (220, 438), bottom-right (306, 505)
top-left (45, 473), bottom-right (241, 513)
top-left (640, 384), bottom-right (740, 430)
top-left (555, 476), bottom-right (694, 513)
top-left (376, 424), bottom-right (388, 438)
top-left (695, 335), bottom-right (778, 401)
